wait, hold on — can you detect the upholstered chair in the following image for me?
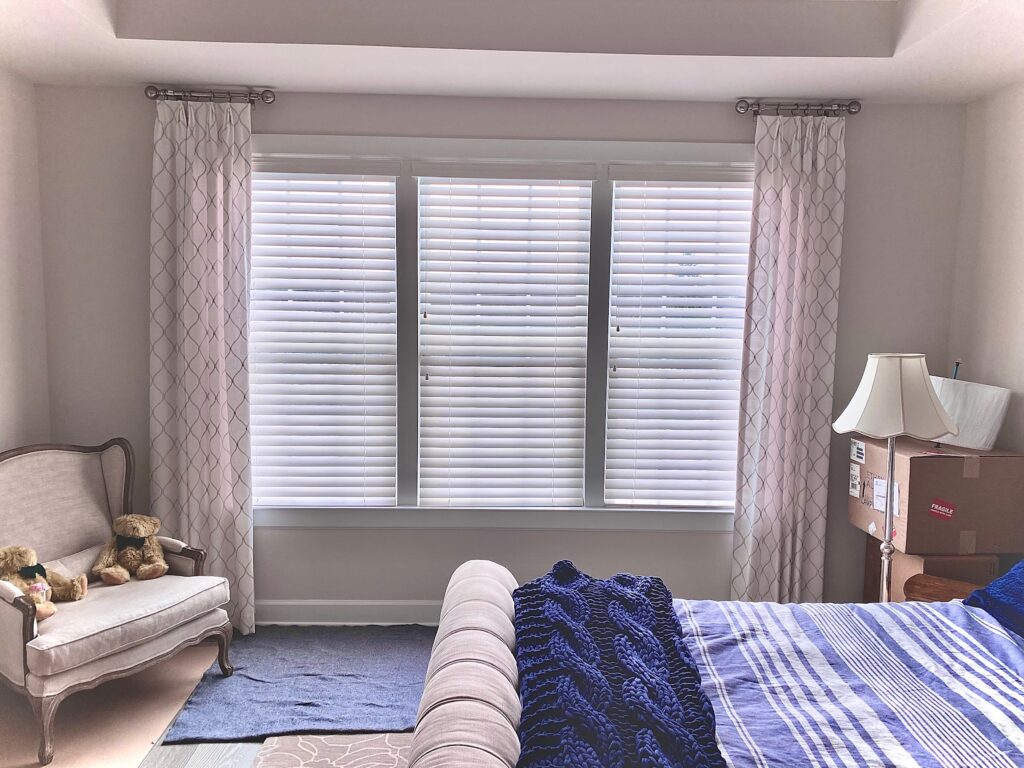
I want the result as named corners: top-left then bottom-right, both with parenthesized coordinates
top-left (0, 438), bottom-right (233, 765)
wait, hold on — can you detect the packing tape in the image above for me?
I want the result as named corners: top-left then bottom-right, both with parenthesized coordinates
top-left (962, 455), bottom-right (981, 478)
top-left (959, 530), bottom-right (977, 555)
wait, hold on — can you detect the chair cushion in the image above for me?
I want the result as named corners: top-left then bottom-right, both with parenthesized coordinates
top-left (26, 575), bottom-right (229, 676)
top-left (44, 545), bottom-right (106, 583)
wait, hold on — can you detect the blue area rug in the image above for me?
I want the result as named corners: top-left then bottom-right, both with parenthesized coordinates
top-left (163, 625), bottom-right (436, 744)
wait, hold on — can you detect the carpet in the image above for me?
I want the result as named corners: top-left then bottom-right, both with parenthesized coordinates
top-left (163, 625), bottom-right (435, 744)
top-left (255, 734), bottom-right (412, 768)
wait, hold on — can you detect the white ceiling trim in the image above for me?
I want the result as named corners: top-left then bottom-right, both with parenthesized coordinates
top-left (117, 0), bottom-right (898, 58)
top-left (0, 0), bottom-right (1023, 103)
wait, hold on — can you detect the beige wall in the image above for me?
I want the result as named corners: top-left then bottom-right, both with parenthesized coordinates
top-left (33, 87), bottom-right (967, 609)
top-left (254, 528), bottom-right (733, 610)
top-left (0, 68), bottom-right (49, 451)
top-left (949, 81), bottom-right (1024, 453)
top-left (825, 104), bottom-right (966, 601)
top-left (35, 86), bottom-right (154, 510)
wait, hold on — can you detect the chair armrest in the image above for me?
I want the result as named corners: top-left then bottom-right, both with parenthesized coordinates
top-left (0, 584), bottom-right (35, 687)
top-left (0, 580), bottom-right (24, 604)
top-left (157, 536), bottom-right (207, 577)
top-left (904, 574), bottom-right (981, 603)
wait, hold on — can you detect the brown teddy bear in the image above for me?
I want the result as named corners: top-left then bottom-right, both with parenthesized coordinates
top-left (0, 545), bottom-right (88, 621)
top-left (92, 514), bottom-right (169, 586)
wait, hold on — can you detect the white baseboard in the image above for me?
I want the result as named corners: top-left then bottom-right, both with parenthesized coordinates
top-left (256, 599), bottom-right (442, 626)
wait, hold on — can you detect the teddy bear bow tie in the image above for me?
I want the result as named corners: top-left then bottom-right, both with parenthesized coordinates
top-left (116, 535), bottom-right (147, 551)
top-left (19, 564), bottom-right (47, 579)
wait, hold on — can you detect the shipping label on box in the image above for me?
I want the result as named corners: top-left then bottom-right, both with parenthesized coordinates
top-left (851, 439), bottom-right (866, 464)
top-left (872, 478), bottom-right (900, 516)
top-left (849, 463), bottom-right (861, 497)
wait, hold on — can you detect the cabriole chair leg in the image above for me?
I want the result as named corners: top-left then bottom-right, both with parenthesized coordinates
top-left (29, 694), bottom-right (61, 766)
top-left (214, 623), bottom-right (235, 677)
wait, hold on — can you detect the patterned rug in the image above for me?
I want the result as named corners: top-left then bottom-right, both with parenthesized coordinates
top-left (255, 733), bottom-right (412, 767)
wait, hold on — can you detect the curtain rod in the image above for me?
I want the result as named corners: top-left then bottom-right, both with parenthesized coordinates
top-left (735, 99), bottom-right (861, 117)
top-left (144, 85), bottom-right (276, 104)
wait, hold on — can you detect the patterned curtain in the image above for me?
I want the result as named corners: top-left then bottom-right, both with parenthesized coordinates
top-left (731, 115), bottom-right (847, 603)
top-left (150, 101), bottom-right (255, 633)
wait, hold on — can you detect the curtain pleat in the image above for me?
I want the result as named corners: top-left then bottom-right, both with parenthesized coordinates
top-left (150, 100), bottom-right (255, 633)
top-left (731, 115), bottom-right (847, 603)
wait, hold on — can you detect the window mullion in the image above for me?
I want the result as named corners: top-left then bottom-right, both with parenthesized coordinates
top-left (395, 167), bottom-right (420, 505)
top-left (584, 173), bottom-right (613, 508)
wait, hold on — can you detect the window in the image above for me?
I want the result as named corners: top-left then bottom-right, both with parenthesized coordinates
top-left (249, 136), bottom-right (753, 518)
top-left (250, 172), bottom-right (398, 506)
top-left (605, 177), bottom-right (753, 507)
top-left (418, 178), bottom-right (593, 506)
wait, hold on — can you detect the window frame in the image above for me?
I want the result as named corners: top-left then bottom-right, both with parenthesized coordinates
top-left (251, 134), bottom-right (752, 531)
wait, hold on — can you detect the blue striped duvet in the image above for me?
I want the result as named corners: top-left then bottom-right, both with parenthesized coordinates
top-left (674, 599), bottom-right (1024, 768)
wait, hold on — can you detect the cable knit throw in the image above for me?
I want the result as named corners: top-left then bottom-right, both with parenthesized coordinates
top-left (514, 561), bottom-right (724, 768)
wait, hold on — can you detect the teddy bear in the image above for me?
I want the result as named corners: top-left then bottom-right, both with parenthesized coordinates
top-left (91, 514), bottom-right (169, 586)
top-left (0, 545), bottom-right (88, 621)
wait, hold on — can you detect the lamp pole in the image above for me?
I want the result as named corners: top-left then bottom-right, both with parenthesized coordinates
top-left (879, 436), bottom-right (897, 602)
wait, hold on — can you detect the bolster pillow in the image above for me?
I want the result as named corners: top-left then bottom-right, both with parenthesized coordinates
top-left (409, 560), bottom-right (522, 768)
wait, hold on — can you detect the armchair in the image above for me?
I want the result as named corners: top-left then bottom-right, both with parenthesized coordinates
top-left (0, 438), bottom-right (233, 765)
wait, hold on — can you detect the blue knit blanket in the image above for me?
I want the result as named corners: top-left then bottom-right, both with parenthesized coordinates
top-left (513, 561), bottom-right (724, 768)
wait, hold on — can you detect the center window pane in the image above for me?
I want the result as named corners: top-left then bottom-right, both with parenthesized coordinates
top-left (417, 177), bottom-right (593, 506)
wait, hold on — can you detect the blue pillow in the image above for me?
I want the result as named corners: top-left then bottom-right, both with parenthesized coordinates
top-left (965, 559), bottom-right (1024, 638)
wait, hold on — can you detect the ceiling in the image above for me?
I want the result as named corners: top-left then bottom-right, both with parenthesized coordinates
top-left (1, 0), bottom-right (1023, 102)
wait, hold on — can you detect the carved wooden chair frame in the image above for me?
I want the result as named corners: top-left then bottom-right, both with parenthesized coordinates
top-left (0, 438), bottom-right (233, 765)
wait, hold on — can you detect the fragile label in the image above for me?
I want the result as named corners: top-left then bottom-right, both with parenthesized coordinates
top-left (928, 498), bottom-right (956, 521)
top-left (849, 463), bottom-right (861, 497)
top-left (850, 439), bottom-right (866, 464)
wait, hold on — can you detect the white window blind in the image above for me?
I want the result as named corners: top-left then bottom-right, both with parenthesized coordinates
top-left (250, 172), bottom-right (398, 506)
top-left (418, 177), bottom-right (593, 507)
top-left (605, 174), bottom-right (753, 507)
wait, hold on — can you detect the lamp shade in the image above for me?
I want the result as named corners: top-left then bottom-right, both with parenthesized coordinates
top-left (833, 354), bottom-right (958, 440)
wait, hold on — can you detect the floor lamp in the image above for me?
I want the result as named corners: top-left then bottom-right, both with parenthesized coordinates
top-left (834, 354), bottom-right (958, 602)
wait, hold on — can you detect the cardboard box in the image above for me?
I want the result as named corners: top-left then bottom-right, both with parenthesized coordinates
top-left (847, 436), bottom-right (1024, 555)
top-left (863, 544), bottom-right (999, 602)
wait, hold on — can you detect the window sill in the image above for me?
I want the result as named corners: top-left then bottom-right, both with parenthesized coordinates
top-left (253, 505), bottom-right (734, 532)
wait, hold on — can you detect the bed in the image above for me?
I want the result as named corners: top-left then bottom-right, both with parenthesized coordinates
top-left (676, 597), bottom-right (1024, 767)
top-left (406, 560), bottom-right (1024, 768)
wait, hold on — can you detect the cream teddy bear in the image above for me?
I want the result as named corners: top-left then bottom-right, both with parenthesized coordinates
top-left (92, 514), bottom-right (169, 585)
top-left (0, 545), bottom-right (88, 620)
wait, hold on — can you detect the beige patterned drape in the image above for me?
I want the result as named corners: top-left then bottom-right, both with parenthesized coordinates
top-left (731, 115), bottom-right (847, 604)
top-left (150, 101), bottom-right (255, 633)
